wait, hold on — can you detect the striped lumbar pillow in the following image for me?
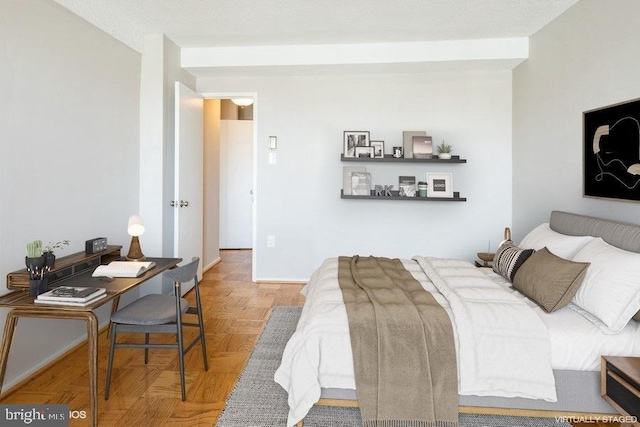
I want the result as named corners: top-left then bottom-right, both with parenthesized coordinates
top-left (492, 241), bottom-right (535, 282)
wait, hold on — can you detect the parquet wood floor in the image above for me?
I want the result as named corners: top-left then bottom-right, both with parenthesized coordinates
top-left (0, 250), bottom-right (617, 426)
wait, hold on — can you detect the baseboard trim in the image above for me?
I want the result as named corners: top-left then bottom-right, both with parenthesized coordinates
top-left (203, 257), bottom-right (222, 273)
top-left (256, 280), bottom-right (307, 285)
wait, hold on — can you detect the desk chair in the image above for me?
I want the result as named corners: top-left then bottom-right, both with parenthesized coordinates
top-left (104, 257), bottom-right (208, 401)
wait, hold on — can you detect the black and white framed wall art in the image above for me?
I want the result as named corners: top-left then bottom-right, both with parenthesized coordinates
top-left (343, 131), bottom-right (370, 158)
top-left (426, 172), bottom-right (453, 198)
top-left (584, 98), bottom-right (640, 201)
top-left (370, 140), bottom-right (385, 158)
top-left (355, 146), bottom-right (374, 158)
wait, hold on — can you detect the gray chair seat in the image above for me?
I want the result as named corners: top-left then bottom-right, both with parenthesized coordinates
top-left (111, 294), bottom-right (189, 325)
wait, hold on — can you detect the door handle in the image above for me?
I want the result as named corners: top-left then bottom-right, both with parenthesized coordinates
top-left (180, 200), bottom-right (189, 208)
top-left (170, 201), bottom-right (176, 207)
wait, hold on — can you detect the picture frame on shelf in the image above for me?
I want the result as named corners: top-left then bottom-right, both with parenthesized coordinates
top-left (399, 176), bottom-right (416, 197)
top-left (370, 141), bottom-right (385, 158)
top-left (355, 146), bottom-right (375, 158)
top-left (426, 172), bottom-right (453, 198)
top-left (412, 136), bottom-right (433, 159)
top-left (343, 131), bottom-right (370, 158)
top-left (351, 172), bottom-right (371, 196)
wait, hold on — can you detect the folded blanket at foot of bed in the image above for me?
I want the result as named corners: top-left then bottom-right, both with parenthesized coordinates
top-left (338, 256), bottom-right (458, 427)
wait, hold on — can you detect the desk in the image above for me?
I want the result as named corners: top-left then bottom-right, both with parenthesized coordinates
top-left (0, 256), bottom-right (181, 427)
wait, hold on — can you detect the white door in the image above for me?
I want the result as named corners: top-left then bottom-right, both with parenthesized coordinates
top-left (220, 120), bottom-right (254, 248)
top-left (174, 82), bottom-right (203, 294)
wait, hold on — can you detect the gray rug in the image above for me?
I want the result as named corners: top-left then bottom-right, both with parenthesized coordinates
top-left (216, 306), bottom-right (570, 427)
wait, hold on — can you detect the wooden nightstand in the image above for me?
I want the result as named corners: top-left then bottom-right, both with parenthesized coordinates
top-left (601, 356), bottom-right (640, 419)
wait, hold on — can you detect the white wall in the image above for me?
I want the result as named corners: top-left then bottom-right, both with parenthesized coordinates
top-left (512, 0), bottom-right (640, 241)
top-left (198, 71), bottom-right (513, 280)
top-left (0, 0), bottom-right (140, 387)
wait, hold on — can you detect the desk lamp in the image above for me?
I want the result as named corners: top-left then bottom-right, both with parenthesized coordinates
top-left (126, 215), bottom-right (146, 261)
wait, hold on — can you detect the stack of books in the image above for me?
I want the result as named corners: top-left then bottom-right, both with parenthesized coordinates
top-left (35, 286), bottom-right (107, 306)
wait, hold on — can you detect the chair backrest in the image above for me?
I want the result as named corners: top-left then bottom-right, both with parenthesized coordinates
top-left (163, 257), bottom-right (199, 283)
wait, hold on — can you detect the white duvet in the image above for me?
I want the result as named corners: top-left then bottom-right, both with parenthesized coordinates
top-left (274, 257), bottom-right (557, 427)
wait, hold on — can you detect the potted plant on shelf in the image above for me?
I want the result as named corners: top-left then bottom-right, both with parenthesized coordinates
top-left (43, 240), bottom-right (70, 269)
top-left (437, 141), bottom-right (453, 159)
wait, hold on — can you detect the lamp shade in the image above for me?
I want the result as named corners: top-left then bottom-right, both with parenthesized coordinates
top-left (127, 215), bottom-right (145, 237)
top-left (231, 98), bottom-right (253, 107)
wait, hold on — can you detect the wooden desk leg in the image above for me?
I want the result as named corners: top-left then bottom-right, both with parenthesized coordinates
top-left (108, 295), bottom-right (120, 338)
top-left (85, 312), bottom-right (99, 427)
top-left (0, 309), bottom-right (100, 427)
top-left (0, 310), bottom-right (20, 393)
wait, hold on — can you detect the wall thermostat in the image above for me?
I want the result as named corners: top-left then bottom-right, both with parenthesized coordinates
top-left (85, 237), bottom-right (107, 253)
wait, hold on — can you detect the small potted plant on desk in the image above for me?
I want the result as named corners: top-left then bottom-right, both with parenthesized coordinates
top-left (437, 141), bottom-right (453, 159)
top-left (43, 240), bottom-right (70, 269)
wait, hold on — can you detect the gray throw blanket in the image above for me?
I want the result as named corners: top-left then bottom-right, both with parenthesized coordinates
top-left (338, 256), bottom-right (458, 427)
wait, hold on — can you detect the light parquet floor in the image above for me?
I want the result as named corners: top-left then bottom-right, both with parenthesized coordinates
top-left (0, 250), bottom-right (616, 426)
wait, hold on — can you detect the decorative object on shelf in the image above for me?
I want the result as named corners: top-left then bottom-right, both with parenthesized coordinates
top-left (42, 239), bottom-right (70, 269)
top-left (126, 214), bottom-right (146, 261)
top-left (426, 172), bottom-right (453, 198)
top-left (399, 176), bottom-right (416, 197)
top-left (393, 146), bottom-right (403, 158)
top-left (417, 182), bottom-right (428, 197)
top-left (25, 240), bottom-right (48, 296)
top-left (355, 146), bottom-right (374, 158)
top-left (370, 141), bottom-right (385, 158)
top-left (402, 131), bottom-right (426, 159)
top-left (583, 97), bottom-right (640, 201)
top-left (351, 172), bottom-right (371, 196)
top-left (374, 185), bottom-right (394, 196)
top-left (412, 135), bottom-right (433, 159)
top-left (85, 237), bottom-right (108, 254)
top-left (343, 166), bottom-right (366, 195)
top-left (437, 141), bottom-right (453, 160)
top-left (343, 131), bottom-right (370, 158)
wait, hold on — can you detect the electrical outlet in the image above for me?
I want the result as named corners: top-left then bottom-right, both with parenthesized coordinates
top-left (267, 235), bottom-right (275, 247)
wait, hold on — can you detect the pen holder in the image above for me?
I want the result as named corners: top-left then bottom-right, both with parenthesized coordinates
top-left (25, 255), bottom-right (49, 296)
top-left (29, 277), bottom-right (48, 297)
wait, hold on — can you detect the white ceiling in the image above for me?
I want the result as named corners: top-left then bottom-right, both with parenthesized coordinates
top-left (53, 0), bottom-right (578, 53)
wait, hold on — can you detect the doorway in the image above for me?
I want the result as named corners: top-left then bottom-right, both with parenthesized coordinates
top-left (202, 95), bottom-right (256, 277)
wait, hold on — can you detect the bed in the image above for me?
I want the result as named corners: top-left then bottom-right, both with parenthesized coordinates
top-left (274, 211), bottom-right (640, 427)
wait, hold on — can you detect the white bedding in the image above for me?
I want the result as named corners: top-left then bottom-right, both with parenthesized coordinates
top-left (274, 256), bottom-right (640, 427)
top-left (483, 268), bottom-right (640, 371)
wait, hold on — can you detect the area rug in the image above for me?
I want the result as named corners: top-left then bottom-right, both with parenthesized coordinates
top-left (215, 306), bottom-right (570, 427)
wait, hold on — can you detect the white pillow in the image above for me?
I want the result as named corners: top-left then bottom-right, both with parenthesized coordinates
top-left (519, 223), bottom-right (594, 259)
top-left (571, 237), bottom-right (640, 334)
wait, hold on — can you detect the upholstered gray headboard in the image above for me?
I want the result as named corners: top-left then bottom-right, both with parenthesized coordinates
top-left (549, 211), bottom-right (640, 253)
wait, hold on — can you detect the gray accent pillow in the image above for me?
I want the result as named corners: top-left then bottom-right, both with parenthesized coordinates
top-left (492, 241), bottom-right (534, 282)
top-left (513, 247), bottom-right (590, 313)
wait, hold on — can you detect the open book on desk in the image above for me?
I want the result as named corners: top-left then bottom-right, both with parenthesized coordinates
top-left (92, 261), bottom-right (156, 278)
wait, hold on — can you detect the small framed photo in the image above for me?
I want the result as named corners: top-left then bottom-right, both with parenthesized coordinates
top-left (343, 131), bottom-right (370, 158)
top-left (355, 146), bottom-right (375, 158)
top-left (426, 173), bottom-right (453, 198)
top-left (370, 141), bottom-right (385, 158)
